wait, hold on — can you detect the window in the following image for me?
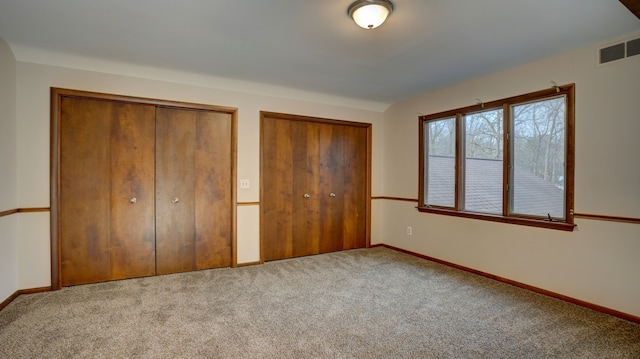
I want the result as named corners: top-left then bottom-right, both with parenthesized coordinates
top-left (419, 84), bottom-right (575, 231)
top-left (425, 117), bottom-right (455, 207)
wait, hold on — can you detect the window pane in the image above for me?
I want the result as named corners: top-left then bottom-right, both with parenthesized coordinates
top-left (464, 109), bottom-right (503, 214)
top-left (425, 117), bottom-right (456, 207)
top-left (511, 97), bottom-right (565, 219)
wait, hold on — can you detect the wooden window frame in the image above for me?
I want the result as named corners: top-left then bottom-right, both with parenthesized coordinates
top-left (418, 84), bottom-right (575, 231)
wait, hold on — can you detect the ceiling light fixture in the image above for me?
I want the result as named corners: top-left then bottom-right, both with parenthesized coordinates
top-left (348, 0), bottom-right (394, 30)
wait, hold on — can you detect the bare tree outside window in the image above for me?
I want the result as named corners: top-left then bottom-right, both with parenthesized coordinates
top-left (512, 97), bottom-right (565, 218)
top-left (464, 109), bottom-right (503, 214)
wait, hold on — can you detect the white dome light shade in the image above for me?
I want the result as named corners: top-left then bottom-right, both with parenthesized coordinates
top-left (352, 5), bottom-right (389, 29)
top-left (348, 0), bottom-right (394, 29)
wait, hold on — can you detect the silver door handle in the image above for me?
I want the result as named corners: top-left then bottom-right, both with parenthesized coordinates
top-left (303, 193), bottom-right (310, 199)
top-left (129, 197), bottom-right (137, 204)
top-left (172, 197), bottom-right (179, 204)
top-left (330, 193), bottom-right (336, 198)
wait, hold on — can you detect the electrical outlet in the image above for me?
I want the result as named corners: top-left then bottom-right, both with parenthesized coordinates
top-left (240, 179), bottom-right (250, 189)
top-left (406, 226), bottom-right (413, 236)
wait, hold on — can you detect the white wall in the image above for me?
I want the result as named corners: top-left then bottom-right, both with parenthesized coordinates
top-left (0, 37), bottom-right (18, 301)
top-left (381, 32), bottom-right (640, 317)
top-left (13, 60), bottom-right (385, 290)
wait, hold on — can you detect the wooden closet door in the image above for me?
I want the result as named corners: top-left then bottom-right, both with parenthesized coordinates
top-left (109, 102), bottom-right (157, 279)
top-left (262, 117), bottom-right (295, 260)
top-left (292, 121), bottom-right (321, 257)
top-left (194, 111), bottom-right (233, 269)
top-left (155, 107), bottom-right (231, 275)
top-left (318, 123), bottom-right (345, 254)
top-left (261, 113), bottom-right (370, 262)
top-left (341, 125), bottom-right (368, 250)
top-left (262, 117), bottom-right (321, 260)
top-left (317, 124), bottom-right (367, 253)
top-left (59, 98), bottom-right (156, 286)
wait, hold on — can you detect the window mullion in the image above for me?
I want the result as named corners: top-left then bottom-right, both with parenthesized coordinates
top-left (455, 113), bottom-right (464, 211)
top-left (418, 118), bottom-right (426, 207)
top-left (564, 87), bottom-right (575, 224)
top-left (502, 103), bottom-right (511, 217)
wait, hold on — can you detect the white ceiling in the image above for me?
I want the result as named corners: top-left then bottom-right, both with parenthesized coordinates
top-left (0, 0), bottom-right (639, 108)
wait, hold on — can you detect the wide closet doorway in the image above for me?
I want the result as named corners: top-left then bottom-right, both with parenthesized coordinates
top-left (260, 112), bottom-right (371, 262)
top-left (51, 88), bottom-right (236, 289)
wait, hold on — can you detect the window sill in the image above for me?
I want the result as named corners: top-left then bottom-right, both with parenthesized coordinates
top-left (417, 207), bottom-right (576, 231)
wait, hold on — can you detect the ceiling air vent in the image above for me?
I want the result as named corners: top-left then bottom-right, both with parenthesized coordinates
top-left (598, 35), bottom-right (640, 65)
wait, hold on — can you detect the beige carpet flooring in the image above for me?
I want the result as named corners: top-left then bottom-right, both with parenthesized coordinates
top-left (1, 247), bottom-right (639, 358)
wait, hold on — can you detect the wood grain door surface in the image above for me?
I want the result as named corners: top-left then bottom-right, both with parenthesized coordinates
top-left (340, 125), bottom-right (368, 250)
top-left (155, 107), bottom-right (232, 275)
top-left (261, 114), bottom-right (369, 262)
top-left (59, 98), bottom-right (156, 286)
top-left (58, 95), bottom-right (232, 286)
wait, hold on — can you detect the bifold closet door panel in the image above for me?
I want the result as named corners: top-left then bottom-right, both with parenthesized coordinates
top-left (60, 98), bottom-right (111, 286)
top-left (341, 126), bottom-right (368, 250)
top-left (109, 103), bottom-right (157, 280)
top-left (155, 108), bottom-right (232, 274)
top-left (155, 108), bottom-right (197, 275)
top-left (262, 117), bottom-right (295, 261)
top-left (292, 121), bottom-right (321, 258)
top-left (194, 111), bottom-right (233, 269)
top-left (318, 123), bottom-right (345, 254)
top-left (59, 98), bottom-right (156, 286)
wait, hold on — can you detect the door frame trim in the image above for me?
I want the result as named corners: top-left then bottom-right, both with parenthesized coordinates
top-left (259, 111), bottom-right (373, 263)
top-left (50, 87), bottom-right (238, 290)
